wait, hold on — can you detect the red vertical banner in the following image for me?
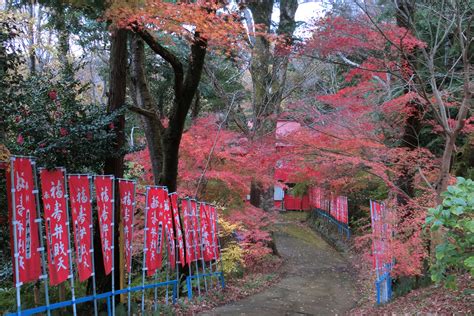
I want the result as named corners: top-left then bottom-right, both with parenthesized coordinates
top-left (94, 176), bottom-right (114, 275)
top-left (39, 168), bottom-right (71, 285)
top-left (199, 203), bottom-right (214, 261)
top-left (181, 199), bottom-right (195, 264)
top-left (145, 186), bottom-right (164, 276)
top-left (316, 188), bottom-right (321, 209)
top-left (370, 200), bottom-right (386, 272)
top-left (342, 196), bottom-right (348, 224)
top-left (190, 200), bottom-right (201, 259)
top-left (119, 180), bottom-right (135, 274)
top-left (162, 191), bottom-right (176, 269)
top-left (209, 205), bottom-right (220, 260)
top-left (8, 157), bottom-right (42, 283)
top-left (68, 175), bottom-right (93, 282)
top-left (170, 193), bottom-right (185, 267)
top-left (336, 196), bottom-right (342, 222)
top-left (330, 194), bottom-right (337, 219)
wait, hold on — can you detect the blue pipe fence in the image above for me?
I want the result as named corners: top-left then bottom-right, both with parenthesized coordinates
top-left (375, 271), bottom-right (392, 305)
top-left (311, 208), bottom-right (351, 240)
top-left (5, 280), bottom-right (179, 316)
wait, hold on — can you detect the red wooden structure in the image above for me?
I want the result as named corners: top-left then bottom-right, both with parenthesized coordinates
top-left (274, 120), bottom-right (311, 211)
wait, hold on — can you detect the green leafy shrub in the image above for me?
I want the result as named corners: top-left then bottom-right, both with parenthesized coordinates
top-left (7, 71), bottom-right (120, 172)
top-left (426, 177), bottom-right (474, 288)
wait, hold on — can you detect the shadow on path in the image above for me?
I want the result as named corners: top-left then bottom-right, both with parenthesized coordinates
top-left (201, 216), bottom-right (358, 315)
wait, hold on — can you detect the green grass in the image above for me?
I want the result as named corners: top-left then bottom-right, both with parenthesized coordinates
top-left (276, 223), bottom-right (327, 248)
top-left (280, 211), bottom-right (309, 222)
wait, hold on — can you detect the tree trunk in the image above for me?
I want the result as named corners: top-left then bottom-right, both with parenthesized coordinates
top-left (394, 0), bottom-right (421, 204)
top-left (436, 133), bottom-right (457, 197)
top-left (28, 1), bottom-right (36, 75)
top-left (97, 27), bottom-right (127, 299)
top-left (161, 132), bottom-right (180, 192)
top-left (130, 30), bottom-right (207, 191)
top-left (129, 34), bottom-right (164, 184)
top-left (270, 0), bottom-right (298, 114)
top-left (249, 0), bottom-right (273, 133)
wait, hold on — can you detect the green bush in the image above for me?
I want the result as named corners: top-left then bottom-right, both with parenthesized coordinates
top-left (426, 177), bottom-right (474, 288)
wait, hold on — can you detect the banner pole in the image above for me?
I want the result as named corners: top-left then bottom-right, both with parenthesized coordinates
top-left (175, 247), bottom-right (180, 300)
top-left (210, 204), bottom-right (219, 287)
top-left (196, 202), bottom-right (208, 292)
top-left (204, 204), bottom-right (214, 289)
top-left (171, 194), bottom-right (180, 300)
top-left (62, 169), bottom-right (77, 316)
top-left (31, 159), bottom-right (51, 316)
top-left (88, 176), bottom-right (98, 316)
top-left (208, 204), bottom-right (218, 289)
top-left (127, 180), bottom-right (136, 316)
top-left (141, 187), bottom-right (149, 314)
top-left (183, 198), bottom-right (193, 299)
top-left (110, 176), bottom-right (116, 316)
top-left (153, 268), bottom-right (158, 312)
top-left (10, 157), bottom-right (22, 315)
top-left (165, 251), bottom-right (170, 305)
top-left (188, 199), bottom-right (201, 297)
top-left (214, 206), bottom-right (225, 288)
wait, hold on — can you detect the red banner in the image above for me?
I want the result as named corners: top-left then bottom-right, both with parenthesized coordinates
top-left (209, 205), bottom-right (220, 260)
top-left (170, 193), bottom-right (185, 267)
top-left (94, 176), bottom-right (114, 275)
top-left (309, 187), bottom-right (322, 209)
top-left (39, 169), bottom-right (71, 286)
top-left (370, 200), bottom-right (391, 273)
top-left (199, 203), bottom-right (214, 261)
top-left (119, 180), bottom-right (135, 274)
top-left (190, 200), bottom-right (202, 260)
top-left (340, 196), bottom-right (348, 224)
top-left (68, 175), bottom-right (93, 282)
top-left (181, 199), bottom-right (196, 264)
top-left (8, 157), bottom-right (42, 283)
top-left (145, 187), bottom-right (164, 276)
top-left (330, 194), bottom-right (337, 219)
top-left (336, 196), bottom-right (342, 222)
top-left (163, 192), bottom-right (176, 269)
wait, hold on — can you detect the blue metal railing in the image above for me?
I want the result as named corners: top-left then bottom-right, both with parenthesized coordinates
top-left (375, 271), bottom-right (392, 305)
top-left (5, 280), bottom-right (178, 316)
top-left (312, 208), bottom-right (351, 239)
top-left (186, 271), bottom-right (226, 299)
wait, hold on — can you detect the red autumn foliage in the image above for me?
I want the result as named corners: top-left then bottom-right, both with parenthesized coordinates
top-left (106, 0), bottom-right (250, 53)
top-left (126, 115), bottom-right (278, 265)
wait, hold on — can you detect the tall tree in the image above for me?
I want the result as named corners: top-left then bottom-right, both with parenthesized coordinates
top-left (109, 0), bottom-right (246, 191)
top-left (248, 0), bottom-right (298, 135)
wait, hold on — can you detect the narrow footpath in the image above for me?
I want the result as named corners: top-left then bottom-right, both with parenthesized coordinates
top-left (202, 214), bottom-right (358, 315)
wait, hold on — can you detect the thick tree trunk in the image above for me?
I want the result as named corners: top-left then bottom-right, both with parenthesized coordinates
top-left (129, 35), bottom-right (164, 184)
top-left (270, 0), bottom-right (298, 114)
top-left (249, 0), bottom-right (273, 133)
top-left (97, 28), bottom-right (127, 298)
top-left (161, 132), bottom-right (180, 192)
top-left (160, 36), bottom-right (207, 191)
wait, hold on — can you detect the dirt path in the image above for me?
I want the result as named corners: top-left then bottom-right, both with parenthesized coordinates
top-left (202, 216), bottom-right (358, 315)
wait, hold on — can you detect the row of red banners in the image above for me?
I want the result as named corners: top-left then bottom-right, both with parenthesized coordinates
top-left (7, 157), bottom-right (221, 286)
top-left (308, 187), bottom-right (349, 224)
